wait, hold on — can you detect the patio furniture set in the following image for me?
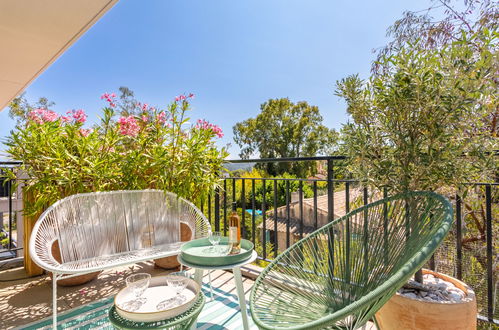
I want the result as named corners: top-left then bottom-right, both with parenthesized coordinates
top-left (30, 190), bottom-right (452, 329)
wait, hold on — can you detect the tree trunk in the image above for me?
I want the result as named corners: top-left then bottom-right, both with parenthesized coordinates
top-left (414, 268), bottom-right (423, 284)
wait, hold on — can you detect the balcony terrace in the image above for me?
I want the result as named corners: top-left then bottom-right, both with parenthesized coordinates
top-left (0, 157), bottom-right (497, 329)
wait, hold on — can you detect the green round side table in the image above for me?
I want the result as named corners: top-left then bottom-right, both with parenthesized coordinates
top-left (108, 292), bottom-right (205, 330)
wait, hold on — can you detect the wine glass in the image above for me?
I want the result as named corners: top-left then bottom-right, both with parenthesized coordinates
top-left (209, 231), bottom-right (221, 252)
top-left (156, 271), bottom-right (189, 310)
top-left (121, 273), bottom-right (151, 311)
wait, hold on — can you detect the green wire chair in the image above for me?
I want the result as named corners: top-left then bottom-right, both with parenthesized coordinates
top-left (250, 191), bottom-right (453, 330)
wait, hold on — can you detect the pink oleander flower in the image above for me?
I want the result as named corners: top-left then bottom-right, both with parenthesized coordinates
top-left (79, 128), bottom-right (92, 137)
top-left (174, 93), bottom-right (194, 102)
top-left (60, 116), bottom-right (71, 123)
top-left (118, 116), bottom-right (140, 137)
top-left (142, 114), bottom-right (148, 122)
top-left (195, 119), bottom-right (224, 138)
top-left (67, 109), bottom-right (87, 124)
top-left (156, 111), bottom-right (167, 124)
top-left (27, 110), bottom-right (43, 124)
top-left (27, 108), bottom-right (59, 124)
top-left (101, 92), bottom-right (117, 108)
top-left (41, 109), bottom-right (59, 122)
top-left (141, 103), bottom-right (149, 111)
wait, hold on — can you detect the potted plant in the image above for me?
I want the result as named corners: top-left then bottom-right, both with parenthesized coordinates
top-left (335, 24), bottom-right (495, 328)
top-left (6, 90), bottom-right (228, 282)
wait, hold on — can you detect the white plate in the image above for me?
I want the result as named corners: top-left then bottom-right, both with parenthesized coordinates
top-left (114, 275), bottom-right (200, 322)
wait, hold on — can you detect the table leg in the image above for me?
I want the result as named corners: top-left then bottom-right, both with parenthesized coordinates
top-left (194, 268), bottom-right (203, 286)
top-left (208, 270), bottom-right (214, 300)
top-left (233, 266), bottom-right (249, 330)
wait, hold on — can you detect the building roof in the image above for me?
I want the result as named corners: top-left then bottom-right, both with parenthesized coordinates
top-left (260, 217), bottom-right (316, 236)
top-left (0, 0), bottom-right (118, 110)
top-left (259, 187), bottom-right (367, 234)
top-left (301, 187), bottom-right (364, 219)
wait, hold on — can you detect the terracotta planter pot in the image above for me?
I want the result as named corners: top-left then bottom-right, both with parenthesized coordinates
top-left (154, 222), bottom-right (192, 269)
top-left (375, 269), bottom-right (477, 330)
top-left (22, 190), bottom-right (44, 276)
top-left (49, 240), bottom-right (102, 287)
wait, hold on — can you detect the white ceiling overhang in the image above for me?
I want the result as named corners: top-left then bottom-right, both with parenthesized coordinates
top-left (0, 0), bottom-right (119, 111)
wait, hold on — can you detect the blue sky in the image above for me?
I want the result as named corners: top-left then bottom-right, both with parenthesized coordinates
top-left (0, 0), bottom-right (433, 158)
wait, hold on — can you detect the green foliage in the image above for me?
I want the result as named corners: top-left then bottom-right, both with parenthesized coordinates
top-left (6, 93), bottom-right (228, 216)
top-left (233, 98), bottom-right (338, 177)
top-left (336, 36), bottom-right (497, 194)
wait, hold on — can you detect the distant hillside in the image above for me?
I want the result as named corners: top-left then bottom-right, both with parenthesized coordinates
top-left (224, 162), bottom-right (255, 172)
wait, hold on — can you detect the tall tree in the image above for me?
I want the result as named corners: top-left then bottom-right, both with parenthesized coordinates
top-left (336, 0), bottom-right (497, 284)
top-left (233, 98), bottom-right (337, 176)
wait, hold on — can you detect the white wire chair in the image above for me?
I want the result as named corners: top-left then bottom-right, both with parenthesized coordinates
top-left (29, 190), bottom-right (211, 329)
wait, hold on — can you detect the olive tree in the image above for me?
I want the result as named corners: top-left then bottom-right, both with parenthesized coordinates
top-left (336, 37), bottom-right (496, 282)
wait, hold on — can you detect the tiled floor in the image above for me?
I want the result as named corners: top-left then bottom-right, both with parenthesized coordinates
top-left (0, 261), bottom-right (256, 329)
top-left (1, 262), bottom-right (376, 329)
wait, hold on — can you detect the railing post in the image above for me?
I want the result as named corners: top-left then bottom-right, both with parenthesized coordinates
top-left (313, 181), bottom-right (318, 229)
top-left (299, 181), bottom-right (304, 240)
top-left (327, 158), bottom-right (334, 222)
top-left (223, 180), bottom-right (227, 236)
top-left (208, 192), bottom-right (212, 226)
top-left (455, 193), bottom-right (462, 280)
top-left (241, 179), bottom-right (246, 239)
top-left (286, 180), bottom-right (290, 248)
top-left (485, 185), bottom-right (493, 322)
top-left (326, 158), bottom-right (335, 285)
top-left (214, 186), bottom-right (220, 232)
top-left (273, 180), bottom-right (278, 256)
top-left (262, 179), bottom-right (267, 260)
top-left (8, 178), bottom-right (13, 250)
top-left (251, 179), bottom-right (256, 245)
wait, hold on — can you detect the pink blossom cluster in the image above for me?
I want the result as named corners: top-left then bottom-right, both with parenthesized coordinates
top-left (118, 116), bottom-right (140, 137)
top-left (101, 93), bottom-right (117, 108)
top-left (137, 102), bottom-right (150, 112)
top-left (156, 111), bottom-right (167, 124)
top-left (66, 109), bottom-right (87, 124)
top-left (27, 108), bottom-right (59, 124)
top-left (175, 93), bottom-right (195, 102)
top-left (79, 128), bottom-right (92, 137)
top-left (196, 119), bottom-right (223, 138)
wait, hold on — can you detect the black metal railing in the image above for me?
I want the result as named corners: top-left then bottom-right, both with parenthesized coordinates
top-left (199, 156), bottom-right (497, 325)
top-left (0, 161), bottom-right (23, 261)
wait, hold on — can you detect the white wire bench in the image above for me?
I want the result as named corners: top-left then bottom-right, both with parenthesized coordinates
top-left (29, 190), bottom-right (211, 329)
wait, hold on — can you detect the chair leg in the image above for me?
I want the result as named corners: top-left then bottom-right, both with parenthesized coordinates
top-left (53, 273), bottom-right (58, 329)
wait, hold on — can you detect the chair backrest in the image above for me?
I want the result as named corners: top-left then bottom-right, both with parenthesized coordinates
top-left (32, 190), bottom-right (210, 265)
top-left (250, 191), bottom-right (453, 330)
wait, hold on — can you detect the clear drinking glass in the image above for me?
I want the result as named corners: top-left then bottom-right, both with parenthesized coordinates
top-left (121, 273), bottom-right (151, 311)
top-left (209, 231), bottom-right (221, 252)
top-left (156, 271), bottom-right (189, 310)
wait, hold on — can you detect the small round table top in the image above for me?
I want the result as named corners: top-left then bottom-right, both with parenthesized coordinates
top-left (177, 250), bottom-right (258, 270)
top-left (108, 292), bottom-right (205, 329)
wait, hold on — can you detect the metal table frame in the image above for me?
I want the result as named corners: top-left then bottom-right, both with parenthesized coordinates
top-left (177, 250), bottom-right (257, 330)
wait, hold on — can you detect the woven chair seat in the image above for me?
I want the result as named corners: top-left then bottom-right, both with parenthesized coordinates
top-left (52, 242), bottom-right (184, 274)
top-left (250, 191), bottom-right (453, 330)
